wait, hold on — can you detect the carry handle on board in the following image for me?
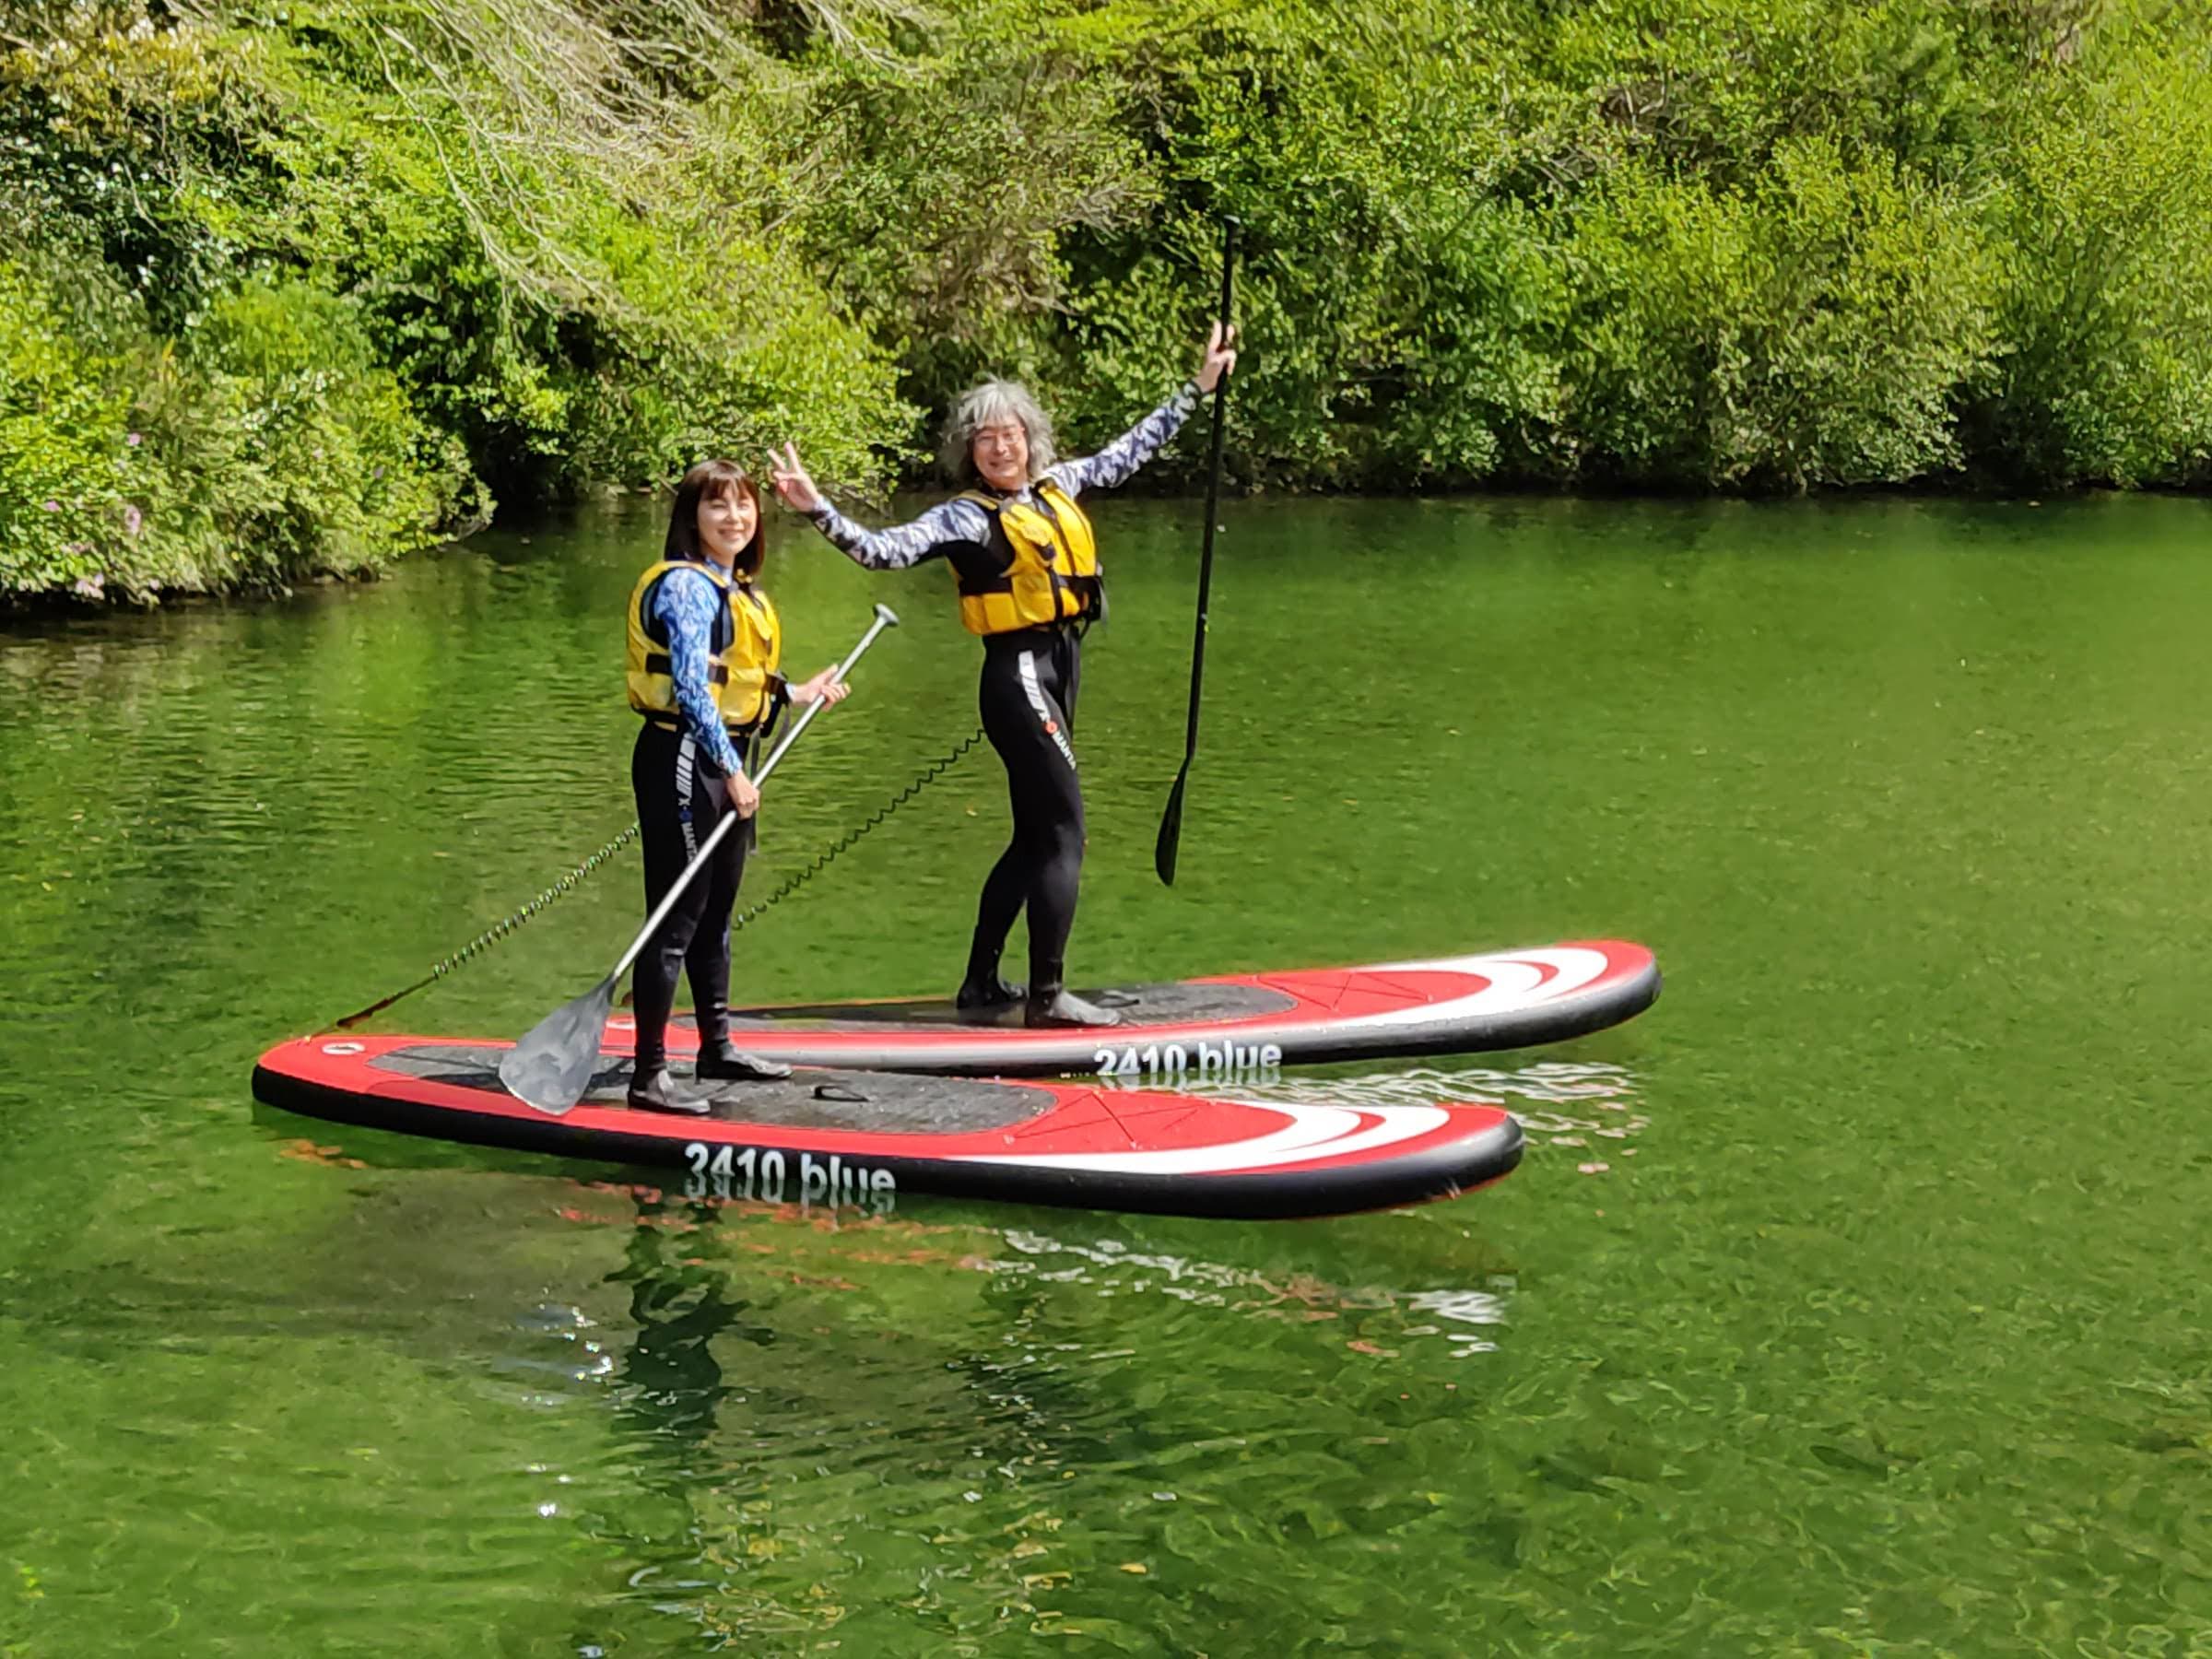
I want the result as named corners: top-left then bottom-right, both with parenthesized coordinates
top-left (498, 603), bottom-right (900, 1116)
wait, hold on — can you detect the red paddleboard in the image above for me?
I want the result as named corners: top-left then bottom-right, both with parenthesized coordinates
top-left (636, 940), bottom-right (1659, 1080)
top-left (252, 1035), bottom-right (1523, 1220)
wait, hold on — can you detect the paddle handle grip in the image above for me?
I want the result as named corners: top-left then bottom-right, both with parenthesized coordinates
top-left (610, 603), bottom-right (900, 982)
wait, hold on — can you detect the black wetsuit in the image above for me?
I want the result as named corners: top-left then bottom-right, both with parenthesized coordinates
top-left (802, 382), bottom-right (1201, 1005)
top-left (629, 722), bottom-right (749, 1073)
top-left (968, 623), bottom-right (1085, 996)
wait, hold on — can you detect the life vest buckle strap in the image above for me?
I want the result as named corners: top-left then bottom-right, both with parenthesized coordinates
top-left (642, 652), bottom-right (730, 687)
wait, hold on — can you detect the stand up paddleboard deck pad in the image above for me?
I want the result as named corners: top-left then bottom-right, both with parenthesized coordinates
top-left (646, 941), bottom-right (1659, 1078)
top-left (253, 1036), bottom-right (1523, 1220)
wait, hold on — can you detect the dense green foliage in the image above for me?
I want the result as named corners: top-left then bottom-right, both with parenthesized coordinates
top-left (4, 0), bottom-right (2210, 597)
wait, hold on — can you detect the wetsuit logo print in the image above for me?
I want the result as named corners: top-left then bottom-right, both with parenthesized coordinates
top-left (1018, 650), bottom-right (1077, 770)
top-left (675, 735), bottom-right (700, 858)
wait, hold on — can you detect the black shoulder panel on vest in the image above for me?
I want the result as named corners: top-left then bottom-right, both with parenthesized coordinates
top-left (641, 565), bottom-right (735, 654)
top-left (947, 531), bottom-right (1015, 594)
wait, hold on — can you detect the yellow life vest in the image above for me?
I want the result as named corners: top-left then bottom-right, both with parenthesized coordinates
top-left (625, 560), bottom-right (783, 731)
top-left (952, 482), bottom-right (1100, 636)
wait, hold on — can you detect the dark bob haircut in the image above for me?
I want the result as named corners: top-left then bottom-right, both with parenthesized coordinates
top-left (665, 459), bottom-right (766, 577)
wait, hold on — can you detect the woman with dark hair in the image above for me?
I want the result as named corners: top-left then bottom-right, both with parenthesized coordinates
top-left (624, 459), bottom-right (849, 1113)
top-left (770, 325), bottom-right (1236, 1030)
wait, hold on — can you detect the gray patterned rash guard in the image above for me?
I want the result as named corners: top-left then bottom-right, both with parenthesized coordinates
top-left (804, 382), bottom-right (1203, 571)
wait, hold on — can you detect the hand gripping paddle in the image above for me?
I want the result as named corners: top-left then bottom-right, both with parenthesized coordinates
top-left (499, 604), bottom-right (900, 1114)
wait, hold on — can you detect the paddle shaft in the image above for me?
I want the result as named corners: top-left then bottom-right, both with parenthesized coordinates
top-left (1177, 219), bottom-right (1239, 764)
top-left (1154, 218), bottom-right (1239, 886)
top-left (608, 604), bottom-right (897, 984)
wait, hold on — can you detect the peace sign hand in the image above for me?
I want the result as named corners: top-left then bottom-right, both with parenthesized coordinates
top-left (769, 441), bottom-right (822, 513)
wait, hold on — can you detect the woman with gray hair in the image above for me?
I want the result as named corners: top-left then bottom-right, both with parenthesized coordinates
top-left (770, 324), bottom-right (1236, 1029)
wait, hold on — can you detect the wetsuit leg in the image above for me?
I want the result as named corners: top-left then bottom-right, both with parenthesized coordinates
top-left (966, 825), bottom-right (1030, 990)
top-left (685, 721), bottom-right (756, 1048)
top-left (630, 722), bottom-right (741, 1070)
top-left (683, 797), bottom-right (747, 1048)
top-left (972, 629), bottom-right (1086, 997)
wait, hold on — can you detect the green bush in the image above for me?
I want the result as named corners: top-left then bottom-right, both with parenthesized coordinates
top-left (152, 279), bottom-right (478, 588)
top-left (0, 254), bottom-right (473, 599)
top-left (6, 0), bottom-right (2212, 603)
top-left (1963, 32), bottom-right (2212, 486)
top-left (1560, 141), bottom-right (1997, 489)
top-left (0, 258), bottom-right (135, 595)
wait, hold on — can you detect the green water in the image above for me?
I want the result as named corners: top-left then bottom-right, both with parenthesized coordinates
top-left (4, 491), bottom-right (2210, 1656)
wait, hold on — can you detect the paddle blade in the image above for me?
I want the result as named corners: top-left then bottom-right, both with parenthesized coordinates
top-left (1154, 765), bottom-right (1191, 886)
top-left (499, 974), bottom-right (618, 1116)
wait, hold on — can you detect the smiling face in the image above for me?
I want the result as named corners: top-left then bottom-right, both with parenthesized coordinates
top-left (695, 481), bottom-right (760, 571)
top-left (971, 418), bottom-right (1030, 492)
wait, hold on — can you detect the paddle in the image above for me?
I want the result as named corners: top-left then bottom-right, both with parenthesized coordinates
top-left (1155, 215), bottom-right (1240, 887)
top-left (498, 603), bottom-right (900, 1116)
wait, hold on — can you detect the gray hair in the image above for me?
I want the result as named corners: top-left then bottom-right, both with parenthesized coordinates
top-left (938, 380), bottom-right (1057, 487)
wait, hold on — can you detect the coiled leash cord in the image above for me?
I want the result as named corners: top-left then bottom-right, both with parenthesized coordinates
top-left (332, 823), bottom-right (642, 1029)
top-left (329, 730), bottom-right (984, 1030)
top-left (729, 728), bottom-right (984, 935)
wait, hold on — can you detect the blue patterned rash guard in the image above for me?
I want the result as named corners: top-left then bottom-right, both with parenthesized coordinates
top-left (651, 563), bottom-right (747, 778)
top-left (804, 382), bottom-right (1201, 570)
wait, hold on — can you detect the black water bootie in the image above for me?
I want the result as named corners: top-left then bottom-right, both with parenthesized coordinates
top-left (956, 973), bottom-right (1025, 1011)
top-left (694, 1041), bottom-right (793, 1083)
top-left (628, 1064), bottom-right (712, 1116)
top-left (1024, 988), bottom-right (1124, 1030)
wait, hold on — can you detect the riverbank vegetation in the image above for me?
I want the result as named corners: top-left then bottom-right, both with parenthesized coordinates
top-left (5, 0), bottom-right (2208, 598)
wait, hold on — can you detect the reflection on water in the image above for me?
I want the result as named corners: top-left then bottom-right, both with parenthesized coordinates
top-left (991, 1225), bottom-right (1520, 1363)
top-left (537, 1182), bottom-right (1521, 1368)
top-left (1196, 1059), bottom-right (1651, 1173)
top-left (1189, 1057), bottom-right (1639, 1108)
top-left (488, 1186), bottom-right (1535, 1652)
